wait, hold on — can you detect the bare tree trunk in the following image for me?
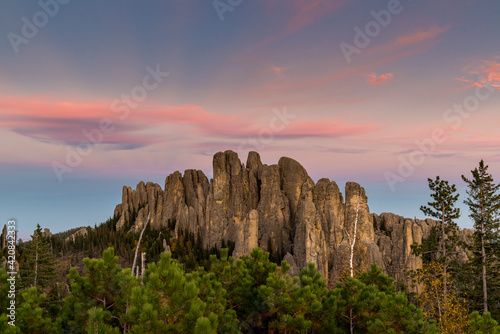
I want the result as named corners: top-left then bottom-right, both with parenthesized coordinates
top-left (481, 232), bottom-right (488, 313)
top-left (141, 252), bottom-right (146, 285)
top-left (350, 197), bottom-right (360, 278)
top-left (435, 281), bottom-right (443, 332)
top-left (125, 212), bottom-right (150, 333)
top-left (132, 213), bottom-right (150, 276)
top-left (441, 202), bottom-right (447, 303)
top-left (339, 194), bottom-right (361, 334)
top-left (350, 309), bottom-right (354, 334)
top-left (345, 196), bottom-right (360, 334)
top-left (481, 203), bottom-right (488, 313)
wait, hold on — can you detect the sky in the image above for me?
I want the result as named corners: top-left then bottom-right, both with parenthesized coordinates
top-left (1, 0), bottom-right (499, 240)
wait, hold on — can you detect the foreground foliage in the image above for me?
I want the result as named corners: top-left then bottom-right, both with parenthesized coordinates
top-left (3, 247), bottom-right (497, 333)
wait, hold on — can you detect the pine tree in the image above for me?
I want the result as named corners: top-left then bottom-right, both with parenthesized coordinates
top-left (21, 224), bottom-right (56, 290)
top-left (85, 307), bottom-right (120, 334)
top-left (208, 249), bottom-right (257, 331)
top-left (462, 160), bottom-right (500, 314)
top-left (0, 314), bottom-right (20, 334)
top-left (258, 262), bottom-right (328, 332)
top-left (468, 311), bottom-right (500, 333)
top-left (62, 248), bottom-right (125, 333)
top-left (16, 286), bottom-right (62, 333)
top-left (327, 264), bottom-right (438, 333)
top-left (194, 316), bottom-right (217, 334)
top-left (128, 251), bottom-right (237, 333)
top-left (420, 176), bottom-right (461, 302)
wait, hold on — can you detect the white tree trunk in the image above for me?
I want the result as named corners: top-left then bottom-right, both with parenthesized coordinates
top-left (132, 212), bottom-right (150, 276)
top-left (125, 212), bottom-right (151, 333)
top-left (141, 252), bottom-right (146, 285)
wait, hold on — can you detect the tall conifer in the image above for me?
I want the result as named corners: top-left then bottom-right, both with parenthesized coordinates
top-left (462, 160), bottom-right (500, 314)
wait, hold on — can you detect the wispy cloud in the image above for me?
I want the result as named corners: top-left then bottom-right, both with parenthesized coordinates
top-left (240, 0), bottom-right (347, 56)
top-left (280, 0), bottom-right (347, 36)
top-left (266, 66), bottom-right (291, 78)
top-left (393, 25), bottom-right (450, 46)
top-left (0, 95), bottom-right (376, 149)
top-left (272, 119), bottom-right (375, 138)
top-left (320, 146), bottom-right (368, 154)
top-left (365, 72), bottom-right (393, 85)
top-left (458, 57), bottom-right (500, 90)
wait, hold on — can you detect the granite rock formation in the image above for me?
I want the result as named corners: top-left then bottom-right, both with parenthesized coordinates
top-left (1, 225), bottom-right (7, 249)
top-left (65, 227), bottom-right (91, 243)
top-left (112, 151), bottom-right (472, 284)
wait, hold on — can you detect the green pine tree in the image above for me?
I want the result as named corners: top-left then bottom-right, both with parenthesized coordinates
top-left (16, 286), bottom-right (62, 333)
top-left (419, 176), bottom-right (461, 302)
top-left (462, 160), bottom-right (500, 316)
top-left (194, 316), bottom-right (217, 334)
top-left (85, 307), bottom-right (120, 334)
top-left (20, 224), bottom-right (56, 290)
top-left (468, 311), bottom-right (500, 333)
top-left (128, 251), bottom-right (237, 333)
top-left (62, 248), bottom-right (125, 333)
top-left (326, 264), bottom-right (439, 333)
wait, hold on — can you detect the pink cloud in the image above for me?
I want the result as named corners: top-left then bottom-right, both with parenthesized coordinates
top-left (393, 25), bottom-right (450, 46)
top-left (266, 66), bottom-right (290, 78)
top-left (457, 58), bottom-right (500, 91)
top-left (268, 46), bottom-right (421, 94)
top-left (0, 95), bottom-right (376, 149)
top-left (0, 96), bottom-right (217, 148)
top-left (481, 59), bottom-right (500, 83)
top-left (239, 0), bottom-right (347, 57)
top-left (277, 119), bottom-right (375, 137)
top-left (282, 0), bottom-right (347, 36)
top-left (365, 72), bottom-right (393, 85)
top-left (230, 21), bottom-right (439, 104)
top-left (445, 126), bottom-right (467, 133)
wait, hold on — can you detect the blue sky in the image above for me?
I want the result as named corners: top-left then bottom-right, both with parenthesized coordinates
top-left (1, 0), bottom-right (499, 239)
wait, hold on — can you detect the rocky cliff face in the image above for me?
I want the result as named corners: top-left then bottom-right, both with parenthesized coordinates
top-left (112, 150), bottom-right (472, 284)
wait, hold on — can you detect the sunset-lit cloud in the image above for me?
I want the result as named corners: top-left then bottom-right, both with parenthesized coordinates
top-left (273, 119), bottom-right (375, 138)
top-left (458, 58), bottom-right (500, 90)
top-left (393, 25), bottom-right (450, 46)
top-left (281, 0), bottom-right (347, 36)
top-left (0, 94), bottom-right (376, 150)
top-left (267, 66), bottom-right (290, 77)
top-left (365, 72), bottom-right (393, 85)
top-left (241, 0), bottom-right (347, 56)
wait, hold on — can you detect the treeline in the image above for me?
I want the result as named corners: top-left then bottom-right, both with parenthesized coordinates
top-left (11, 217), bottom-right (237, 289)
top-left (1, 245), bottom-right (497, 333)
